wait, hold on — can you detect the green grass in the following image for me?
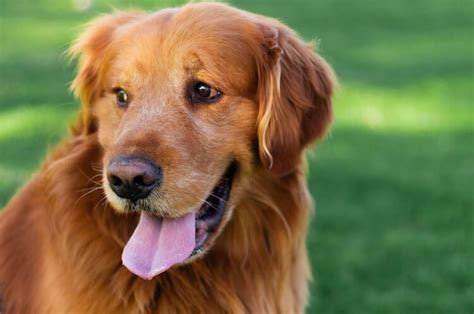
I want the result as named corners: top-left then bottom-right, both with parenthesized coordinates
top-left (0, 0), bottom-right (473, 312)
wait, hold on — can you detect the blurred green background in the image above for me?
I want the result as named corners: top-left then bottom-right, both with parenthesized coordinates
top-left (0, 0), bottom-right (473, 312)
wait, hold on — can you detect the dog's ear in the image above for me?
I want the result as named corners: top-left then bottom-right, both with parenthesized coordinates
top-left (69, 12), bottom-right (142, 135)
top-left (255, 20), bottom-right (336, 176)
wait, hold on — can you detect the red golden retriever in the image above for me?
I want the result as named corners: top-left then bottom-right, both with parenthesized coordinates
top-left (0, 3), bottom-right (334, 313)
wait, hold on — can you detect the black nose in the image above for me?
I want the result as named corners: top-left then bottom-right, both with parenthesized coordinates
top-left (107, 156), bottom-right (162, 200)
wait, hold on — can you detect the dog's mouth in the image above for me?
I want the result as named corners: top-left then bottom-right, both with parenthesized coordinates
top-left (121, 162), bottom-right (237, 280)
top-left (193, 162), bottom-right (237, 255)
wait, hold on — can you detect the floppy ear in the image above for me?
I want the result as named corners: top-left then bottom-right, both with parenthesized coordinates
top-left (255, 20), bottom-right (336, 176)
top-left (69, 12), bottom-right (143, 135)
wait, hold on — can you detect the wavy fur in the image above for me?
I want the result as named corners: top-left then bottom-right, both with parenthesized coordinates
top-left (0, 3), bottom-right (334, 313)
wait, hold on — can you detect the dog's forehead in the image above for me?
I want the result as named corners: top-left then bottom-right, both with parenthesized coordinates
top-left (111, 5), bottom-right (258, 91)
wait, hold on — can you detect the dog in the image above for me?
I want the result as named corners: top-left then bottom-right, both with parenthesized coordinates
top-left (0, 2), bottom-right (334, 313)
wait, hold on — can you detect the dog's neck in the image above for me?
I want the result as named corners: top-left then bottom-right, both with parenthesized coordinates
top-left (39, 134), bottom-right (311, 313)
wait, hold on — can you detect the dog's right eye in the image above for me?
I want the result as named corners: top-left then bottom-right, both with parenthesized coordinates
top-left (113, 88), bottom-right (129, 108)
top-left (189, 81), bottom-right (222, 105)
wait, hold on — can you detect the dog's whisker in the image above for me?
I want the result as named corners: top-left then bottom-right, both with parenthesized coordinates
top-left (90, 162), bottom-right (104, 173)
top-left (76, 177), bottom-right (103, 191)
top-left (183, 189), bottom-right (229, 204)
top-left (74, 186), bottom-right (104, 206)
top-left (87, 173), bottom-right (103, 181)
top-left (206, 192), bottom-right (228, 203)
top-left (93, 194), bottom-right (109, 213)
top-left (170, 189), bottom-right (225, 211)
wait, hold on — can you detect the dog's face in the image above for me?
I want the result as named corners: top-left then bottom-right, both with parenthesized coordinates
top-left (70, 3), bottom-right (334, 277)
top-left (96, 8), bottom-right (258, 217)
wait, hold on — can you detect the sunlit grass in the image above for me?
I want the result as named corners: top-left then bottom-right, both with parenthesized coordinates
top-left (0, 104), bottom-right (74, 140)
top-left (334, 78), bottom-right (473, 132)
top-left (0, 18), bottom-right (76, 59)
top-left (352, 30), bottom-right (473, 66)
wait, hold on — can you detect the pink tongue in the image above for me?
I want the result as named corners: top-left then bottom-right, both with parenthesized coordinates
top-left (122, 211), bottom-right (195, 280)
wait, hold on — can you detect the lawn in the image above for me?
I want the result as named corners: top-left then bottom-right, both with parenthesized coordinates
top-left (0, 0), bottom-right (473, 313)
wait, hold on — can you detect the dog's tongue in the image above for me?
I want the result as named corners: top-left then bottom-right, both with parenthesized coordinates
top-left (122, 211), bottom-right (195, 280)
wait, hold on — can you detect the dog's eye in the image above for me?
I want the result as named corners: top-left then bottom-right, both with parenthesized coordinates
top-left (114, 88), bottom-right (129, 108)
top-left (190, 82), bottom-right (222, 104)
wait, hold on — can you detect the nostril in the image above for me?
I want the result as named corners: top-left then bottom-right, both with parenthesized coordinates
top-left (133, 173), bottom-right (157, 187)
top-left (133, 175), bottom-right (145, 186)
top-left (109, 175), bottom-right (123, 187)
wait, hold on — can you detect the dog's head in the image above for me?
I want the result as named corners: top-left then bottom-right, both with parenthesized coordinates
top-left (70, 3), bottom-right (334, 279)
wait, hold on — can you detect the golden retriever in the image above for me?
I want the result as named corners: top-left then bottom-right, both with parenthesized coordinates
top-left (0, 2), bottom-right (334, 313)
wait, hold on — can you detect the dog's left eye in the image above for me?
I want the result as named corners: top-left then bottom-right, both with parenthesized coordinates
top-left (113, 88), bottom-right (129, 108)
top-left (190, 82), bottom-right (222, 104)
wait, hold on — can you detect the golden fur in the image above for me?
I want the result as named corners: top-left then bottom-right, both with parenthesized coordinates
top-left (0, 3), bottom-right (334, 313)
